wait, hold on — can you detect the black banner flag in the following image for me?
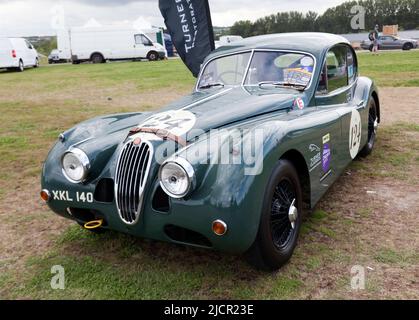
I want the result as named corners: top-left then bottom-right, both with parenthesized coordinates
top-left (159, 0), bottom-right (215, 77)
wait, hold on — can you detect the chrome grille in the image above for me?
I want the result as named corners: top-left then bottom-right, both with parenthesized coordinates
top-left (115, 141), bottom-right (152, 224)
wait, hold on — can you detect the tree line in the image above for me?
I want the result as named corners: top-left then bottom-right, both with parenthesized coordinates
top-left (229, 0), bottom-right (419, 37)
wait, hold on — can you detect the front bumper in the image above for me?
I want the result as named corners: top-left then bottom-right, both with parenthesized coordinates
top-left (42, 179), bottom-right (254, 253)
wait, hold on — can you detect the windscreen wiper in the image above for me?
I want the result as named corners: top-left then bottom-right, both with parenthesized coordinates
top-left (199, 82), bottom-right (225, 89)
top-left (258, 81), bottom-right (307, 91)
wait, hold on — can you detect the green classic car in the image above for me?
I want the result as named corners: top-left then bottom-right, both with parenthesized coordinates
top-left (41, 33), bottom-right (380, 270)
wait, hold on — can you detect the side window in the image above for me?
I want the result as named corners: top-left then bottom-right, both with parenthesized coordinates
top-left (135, 34), bottom-right (153, 46)
top-left (25, 40), bottom-right (33, 49)
top-left (347, 47), bottom-right (357, 85)
top-left (325, 45), bottom-right (348, 92)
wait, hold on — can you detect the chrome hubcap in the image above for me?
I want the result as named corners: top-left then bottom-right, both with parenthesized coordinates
top-left (374, 119), bottom-right (378, 135)
top-left (288, 199), bottom-right (298, 229)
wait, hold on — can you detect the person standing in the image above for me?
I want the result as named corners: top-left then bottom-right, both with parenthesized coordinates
top-left (372, 24), bottom-right (380, 55)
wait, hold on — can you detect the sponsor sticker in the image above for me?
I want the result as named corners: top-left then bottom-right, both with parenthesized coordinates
top-left (322, 143), bottom-right (331, 173)
top-left (323, 133), bottom-right (331, 144)
top-left (349, 110), bottom-right (362, 159)
top-left (294, 98), bottom-right (305, 110)
top-left (308, 144), bottom-right (321, 171)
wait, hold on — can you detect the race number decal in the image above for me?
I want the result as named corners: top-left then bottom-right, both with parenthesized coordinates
top-left (349, 110), bottom-right (362, 159)
top-left (140, 110), bottom-right (197, 136)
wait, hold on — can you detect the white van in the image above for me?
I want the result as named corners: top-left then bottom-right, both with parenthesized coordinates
top-left (0, 38), bottom-right (39, 72)
top-left (59, 26), bottom-right (167, 64)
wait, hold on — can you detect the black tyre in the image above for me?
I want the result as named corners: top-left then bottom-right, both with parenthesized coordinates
top-left (17, 60), bottom-right (24, 72)
top-left (91, 53), bottom-right (105, 64)
top-left (246, 160), bottom-right (303, 271)
top-left (403, 43), bottom-right (413, 51)
top-left (147, 51), bottom-right (159, 61)
top-left (34, 58), bottom-right (39, 68)
top-left (369, 44), bottom-right (374, 52)
top-left (360, 98), bottom-right (378, 157)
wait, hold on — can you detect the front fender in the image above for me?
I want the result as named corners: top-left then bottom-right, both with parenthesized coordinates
top-left (170, 118), bottom-right (293, 253)
top-left (43, 112), bottom-right (152, 184)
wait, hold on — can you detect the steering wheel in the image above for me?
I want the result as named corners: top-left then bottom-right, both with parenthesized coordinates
top-left (218, 71), bottom-right (245, 84)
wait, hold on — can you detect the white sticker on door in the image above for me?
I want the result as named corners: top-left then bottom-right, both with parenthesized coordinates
top-left (349, 109), bottom-right (362, 159)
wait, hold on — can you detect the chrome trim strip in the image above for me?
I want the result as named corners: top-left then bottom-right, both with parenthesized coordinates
top-left (242, 49), bottom-right (255, 86)
top-left (181, 88), bottom-right (233, 110)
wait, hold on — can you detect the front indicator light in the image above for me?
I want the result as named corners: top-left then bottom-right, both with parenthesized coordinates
top-left (212, 220), bottom-right (228, 236)
top-left (40, 189), bottom-right (51, 202)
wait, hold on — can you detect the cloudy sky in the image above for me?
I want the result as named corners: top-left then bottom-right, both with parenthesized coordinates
top-left (0, 0), bottom-right (348, 37)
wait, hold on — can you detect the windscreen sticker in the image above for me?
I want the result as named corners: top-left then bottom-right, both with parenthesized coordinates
top-left (348, 65), bottom-right (354, 78)
top-left (301, 56), bottom-right (314, 67)
top-left (140, 110), bottom-right (197, 137)
top-left (284, 68), bottom-right (312, 86)
top-left (349, 110), bottom-right (362, 159)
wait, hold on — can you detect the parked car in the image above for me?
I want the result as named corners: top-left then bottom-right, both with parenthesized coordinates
top-left (57, 26), bottom-right (167, 64)
top-left (41, 33), bottom-right (380, 270)
top-left (0, 37), bottom-right (39, 72)
top-left (48, 49), bottom-right (68, 64)
top-left (215, 35), bottom-right (244, 49)
top-left (361, 35), bottom-right (418, 51)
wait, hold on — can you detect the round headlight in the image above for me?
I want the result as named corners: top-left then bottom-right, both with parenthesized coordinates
top-left (61, 148), bottom-right (90, 183)
top-left (159, 158), bottom-right (195, 198)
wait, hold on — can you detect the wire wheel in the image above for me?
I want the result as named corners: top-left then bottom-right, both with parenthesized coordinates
top-left (270, 179), bottom-right (296, 250)
top-left (368, 104), bottom-right (378, 144)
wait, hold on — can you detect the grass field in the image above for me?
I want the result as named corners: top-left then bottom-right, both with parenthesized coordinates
top-left (0, 51), bottom-right (418, 299)
top-left (358, 50), bottom-right (419, 87)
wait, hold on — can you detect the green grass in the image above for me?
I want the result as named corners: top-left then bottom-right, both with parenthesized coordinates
top-left (350, 122), bottom-right (419, 183)
top-left (374, 248), bottom-right (419, 265)
top-left (358, 50), bottom-right (419, 87)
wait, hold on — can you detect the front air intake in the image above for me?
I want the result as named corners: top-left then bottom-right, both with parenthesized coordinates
top-left (115, 140), bottom-right (152, 224)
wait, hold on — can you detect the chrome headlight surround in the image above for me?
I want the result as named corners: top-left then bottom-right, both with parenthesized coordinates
top-left (158, 157), bottom-right (196, 199)
top-left (61, 148), bottom-right (90, 184)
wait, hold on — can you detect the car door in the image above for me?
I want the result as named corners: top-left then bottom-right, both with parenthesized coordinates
top-left (314, 44), bottom-right (361, 186)
top-left (134, 34), bottom-right (153, 59)
top-left (379, 36), bottom-right (394, 50)
top-left (321, 45), bottom-right (368, 169)
top-left (24, 40), bottom-right (37, 65)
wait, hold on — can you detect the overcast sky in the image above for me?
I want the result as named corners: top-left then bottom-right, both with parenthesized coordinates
top-left (0, 0), bottom-right (349, 37)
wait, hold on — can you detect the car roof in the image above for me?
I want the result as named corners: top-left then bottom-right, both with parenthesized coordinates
top-left (207, 32), bottom-right (350, 61)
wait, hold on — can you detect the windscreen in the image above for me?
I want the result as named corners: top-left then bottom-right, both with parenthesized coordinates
top-left (245, 51), bottom-right (315, 87)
